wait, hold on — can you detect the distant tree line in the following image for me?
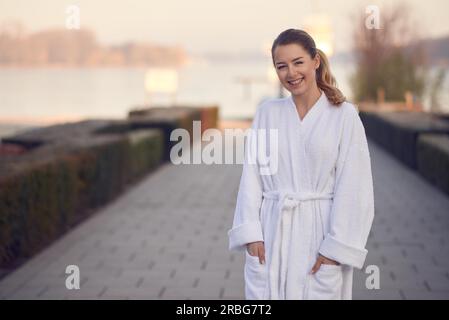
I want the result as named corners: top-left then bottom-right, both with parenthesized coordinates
top-left (0, 21), bottom-right (187, 67)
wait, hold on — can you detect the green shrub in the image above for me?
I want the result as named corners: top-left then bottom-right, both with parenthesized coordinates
top-left (0, 128), bottom-right (163, 267)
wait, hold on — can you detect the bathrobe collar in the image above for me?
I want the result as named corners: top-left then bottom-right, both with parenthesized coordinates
top-left (288, 90), bottom-right (327, 129)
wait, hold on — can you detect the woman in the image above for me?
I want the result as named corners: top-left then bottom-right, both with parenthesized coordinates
top-left (228, 29), bottom-right (375, 300)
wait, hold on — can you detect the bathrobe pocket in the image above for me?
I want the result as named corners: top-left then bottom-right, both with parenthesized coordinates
top-left (244, 250), bottom-right (267, 299)
top-left (306, 264), bottom-right (343, 300)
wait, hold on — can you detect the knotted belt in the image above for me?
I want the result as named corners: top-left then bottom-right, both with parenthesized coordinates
top-left (262, 190), bottom-right (334, 299)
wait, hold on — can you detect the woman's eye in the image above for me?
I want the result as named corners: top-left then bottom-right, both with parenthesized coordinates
top-left (277, 62), bottom-right (302, 70)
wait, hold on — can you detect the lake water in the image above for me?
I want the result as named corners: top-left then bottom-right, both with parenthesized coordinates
top-left (0, 58), bottom-right (448, 138)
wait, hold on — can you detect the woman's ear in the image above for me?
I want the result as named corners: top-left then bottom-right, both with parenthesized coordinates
top-left (314, 53), bottom-right (320, 70)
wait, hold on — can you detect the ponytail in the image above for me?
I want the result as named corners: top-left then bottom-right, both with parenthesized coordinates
top-left (316, 49), bottom-right (346, 105)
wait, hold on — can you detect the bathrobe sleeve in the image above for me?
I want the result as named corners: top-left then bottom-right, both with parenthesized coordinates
top-left (228, 103), bottom-right (266, 251)
top-left (318, 105), bottom-right (375, 269)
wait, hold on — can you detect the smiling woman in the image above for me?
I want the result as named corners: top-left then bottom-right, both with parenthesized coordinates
top-left (271, 29), bottom-right (346, 119)
top-left (274, 52), bottom-right (311, 92)
top-left (228, 28), bottom-right (375, 300)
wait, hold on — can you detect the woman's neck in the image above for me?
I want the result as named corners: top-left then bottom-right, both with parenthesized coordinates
top-left (292, 84), bottom-right (322, 112)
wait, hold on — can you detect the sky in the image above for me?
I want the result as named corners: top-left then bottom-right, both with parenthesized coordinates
top-left (1, 0), bottom-right (449, 55)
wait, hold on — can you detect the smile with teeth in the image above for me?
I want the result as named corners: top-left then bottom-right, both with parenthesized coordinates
top-left (288, 77), bottom-right (304, 86)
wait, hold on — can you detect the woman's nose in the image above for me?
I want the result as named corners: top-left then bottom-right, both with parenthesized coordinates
top-left (286, 65), bottom-right (296, 77)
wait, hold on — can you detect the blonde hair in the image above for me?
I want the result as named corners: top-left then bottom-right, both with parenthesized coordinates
top-left (271, 29), bottom-right (346, 106)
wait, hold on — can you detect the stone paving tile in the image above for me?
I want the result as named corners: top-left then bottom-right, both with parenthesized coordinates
top-left (1, 138), bottom-right (449, 300)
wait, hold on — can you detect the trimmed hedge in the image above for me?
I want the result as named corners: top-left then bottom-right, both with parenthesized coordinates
top-left (129, 105), bottom-right (219, 133)
top-left (0, 106), bottom-right (219, 268)
top-left (0, 127), bottom-right (163, 267)
top-left (130, 107), bottom-right (201, 148)
top-left (1, 120), bottom-right (111, 150)
top-left (417, 134), bottom-right (449, 196)
top-left (360, 111), bottom-right (449, 169)
top-left (100, 106), bottom-right (220, 161)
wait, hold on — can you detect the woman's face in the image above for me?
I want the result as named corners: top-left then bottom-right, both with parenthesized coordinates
top-left (273, 43), bottom-right (320, 96)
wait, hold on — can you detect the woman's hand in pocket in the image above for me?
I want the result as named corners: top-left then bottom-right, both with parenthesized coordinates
top-left (246, 241), bottom-right (265, 265)
top-left (310, 254), bottom-right (340, 274)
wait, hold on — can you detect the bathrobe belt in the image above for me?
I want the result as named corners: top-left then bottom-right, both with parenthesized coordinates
top-left (262, 190), bottom-right (334, 299)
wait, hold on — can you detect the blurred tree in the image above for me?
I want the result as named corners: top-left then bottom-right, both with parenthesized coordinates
top-left (350, 3), bottom-right (427, 103)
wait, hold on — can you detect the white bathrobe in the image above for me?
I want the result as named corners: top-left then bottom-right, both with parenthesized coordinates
top-left (228, 92), bottom-right (375, 300)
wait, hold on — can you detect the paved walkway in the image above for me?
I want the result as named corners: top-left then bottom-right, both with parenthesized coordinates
top-left (1, 137), bottom-right (449, 300)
